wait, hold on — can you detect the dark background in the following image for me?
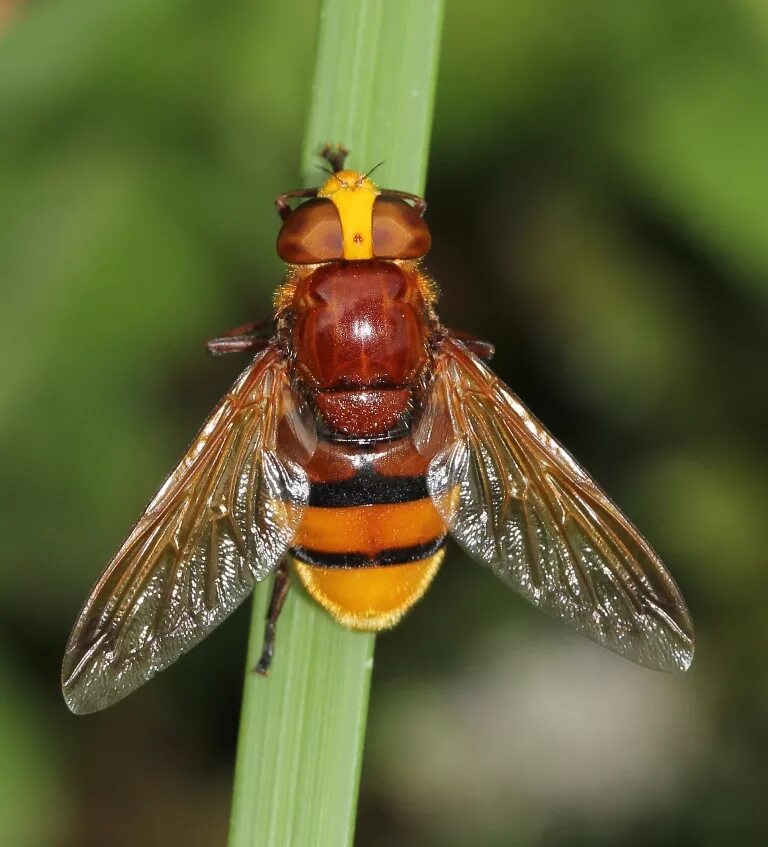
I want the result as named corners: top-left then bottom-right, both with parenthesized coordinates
top-left (1, 1), bottom-right (766, 845)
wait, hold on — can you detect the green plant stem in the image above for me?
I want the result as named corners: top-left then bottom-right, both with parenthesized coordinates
top-left (228, 2), bottom-right (444, 845)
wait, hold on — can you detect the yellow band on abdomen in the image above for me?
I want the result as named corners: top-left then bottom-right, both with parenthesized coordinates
top-left (293, 498), bottom-right (446, 561)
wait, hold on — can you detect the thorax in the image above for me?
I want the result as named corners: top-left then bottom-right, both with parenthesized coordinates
top-left (283, 258), bottom-right (432, 439)
top-left (289, 259), bottom-right (429, 391)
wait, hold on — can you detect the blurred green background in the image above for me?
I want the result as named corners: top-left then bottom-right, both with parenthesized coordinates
top-left (1, 0), bottom-right (766, 844)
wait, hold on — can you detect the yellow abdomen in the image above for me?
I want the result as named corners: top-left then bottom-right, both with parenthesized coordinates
top-left (288, 436), bottom-right (447, 631)
top-left (293, 550), bottom-right (444, 631)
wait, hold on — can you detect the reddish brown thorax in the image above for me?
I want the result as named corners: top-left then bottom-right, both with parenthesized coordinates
top-left (290, 260), bottom-right (430, 437)
top-left (291, 261), bottom-right (428, 390)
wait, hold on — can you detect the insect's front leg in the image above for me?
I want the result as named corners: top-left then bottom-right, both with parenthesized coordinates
top-left (254, 559), bottom-right (291, 676)
top-left (206, 320), bottom-right (274, 355)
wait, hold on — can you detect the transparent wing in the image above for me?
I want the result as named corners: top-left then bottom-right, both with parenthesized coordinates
top-left (62, 347), bottom-right (314, 713)
top-left (415, 339), bottom-right (694, 671)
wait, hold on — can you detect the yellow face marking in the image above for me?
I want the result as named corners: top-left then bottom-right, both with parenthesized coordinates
top-left (317, 169), bottom-right (380, 260)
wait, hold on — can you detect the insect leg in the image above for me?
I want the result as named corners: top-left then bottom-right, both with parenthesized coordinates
top-left (206, 320), bottom-right (273, 355)
top-left (378, 188), bottom-right (427, 217)
top-left (274, 188), bottom-right (319, 220)
top-left (254, 559), bottom-right (291, 676)
top-left (445, 328), bottom-right (495, 361)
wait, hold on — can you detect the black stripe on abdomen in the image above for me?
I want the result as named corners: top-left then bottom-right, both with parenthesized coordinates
top-left (308, 470), bottom-right (429, 508)
top-left (291, 536), bottom-right (447, 569)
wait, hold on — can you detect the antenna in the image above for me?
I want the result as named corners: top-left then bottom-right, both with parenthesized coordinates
top-left (319, 143), bottom-right (349, 173)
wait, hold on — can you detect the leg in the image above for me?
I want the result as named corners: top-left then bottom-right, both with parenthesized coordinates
top-left (379, 188), bottom-right (427, 217)
top-left (254, 560), bottom-right (291, 676)
top-left (206, 320), bottom-right (273, 355)
top-left (275, 188), bottom-right (318, 220)
top-left (445, 328), bottom-right (495, 361)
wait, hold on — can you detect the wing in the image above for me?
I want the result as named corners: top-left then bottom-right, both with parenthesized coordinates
top-left (62, 346), bottom-right (314, 713)
top-left (414, 339), bottom-right (694, 671)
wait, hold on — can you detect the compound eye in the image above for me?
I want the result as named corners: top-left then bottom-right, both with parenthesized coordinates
top-left (372, 197), bottom-right (431, 259)
top-left (277, 198), bottom-right (343, 264)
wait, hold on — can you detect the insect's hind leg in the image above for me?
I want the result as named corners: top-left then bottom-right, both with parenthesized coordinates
top-left (254, 559), bottom-right (291, 676)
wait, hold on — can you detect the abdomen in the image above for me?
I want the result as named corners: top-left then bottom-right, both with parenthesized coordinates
top-left (289, 436), bottom-right (446, 631)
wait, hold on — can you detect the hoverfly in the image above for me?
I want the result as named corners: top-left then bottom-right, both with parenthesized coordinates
top-left (62, 146), bottom-right (694, 714)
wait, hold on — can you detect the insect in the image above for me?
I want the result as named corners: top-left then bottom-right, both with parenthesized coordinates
top-left (62, 146), bottom-right (694, 714)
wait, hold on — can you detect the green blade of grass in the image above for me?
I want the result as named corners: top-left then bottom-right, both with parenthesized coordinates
top-left (301, 0), bottom-right (444, 190)
top-left (227, 2), bottom-right (444, 846)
